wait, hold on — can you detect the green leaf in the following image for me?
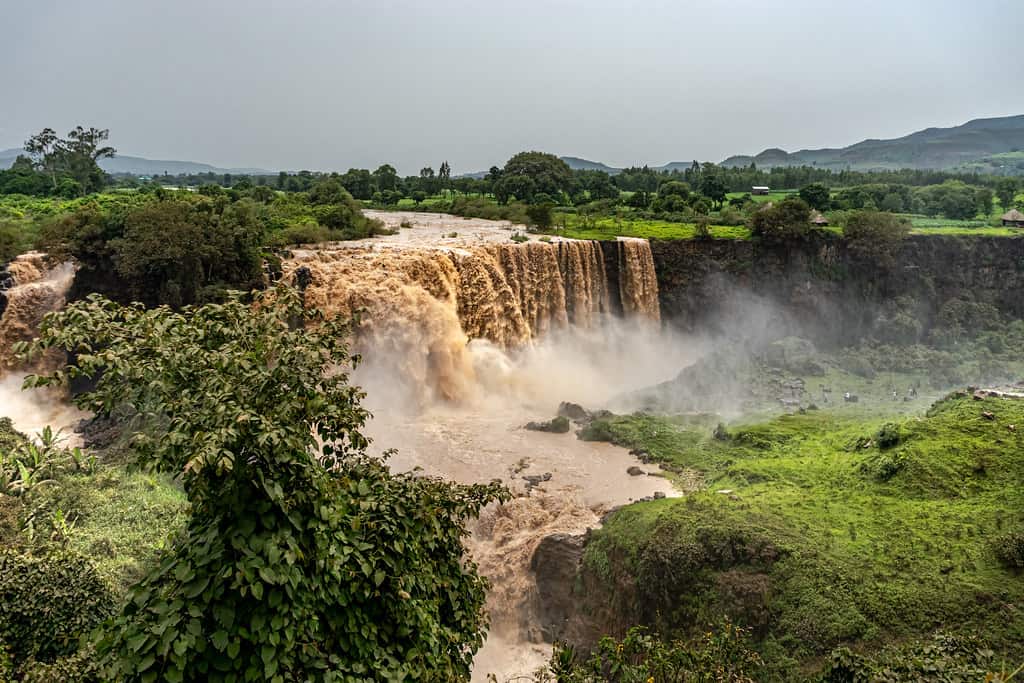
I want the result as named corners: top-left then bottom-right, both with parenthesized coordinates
top-left (212, 630), bottom-right (229, 651)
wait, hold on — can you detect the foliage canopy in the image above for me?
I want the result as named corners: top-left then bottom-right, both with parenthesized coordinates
top-left (23, 287), bottom-right (509, 682)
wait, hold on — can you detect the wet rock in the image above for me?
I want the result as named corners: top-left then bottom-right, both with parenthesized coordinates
top-left (652, 491), bottom-right (666, 499)
top-left (531, 533), bottom-right (586, 642)
top-left (627, 466), bottom-right (644, 476)
top-left (523, 472), bottom-right (553, 493)
top-left (525, 416), bottom-right (570, 433)
top-left (0, 263), bottom-right (13, 318)
top-left (557, 402), bottom-right (590, 422)
top-left (293, 266), bottom-right (313, 291)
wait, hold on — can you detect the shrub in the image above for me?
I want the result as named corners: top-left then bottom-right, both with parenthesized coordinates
top-left (266, 222), bottom-right (332, 247)
top-left (821, 633), bottom-right (1015, 682)
top-left (19, 646), bottom-right (101, 683)
top-left (842, 210), bottom-right (910, 264)
top-left (525, 203), bottom-right (554, 229)
top-left (0, 551), bottom-right (114, 667)
top-left (875, 423), bottom-right (902, 449)
top-left (748, 197), bottom-right (812, 241)
top-left (992, 532), bottom-right (1024, 569)
top-left (550, 622), bottom-right (762, 682)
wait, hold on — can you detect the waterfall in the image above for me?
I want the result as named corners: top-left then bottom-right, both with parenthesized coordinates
top-left (0, 253), bottom-right (75, 372)
top-left (285, 238), bottom-right (660, 402)
top-left (618, 238), bottom-right (660, 322)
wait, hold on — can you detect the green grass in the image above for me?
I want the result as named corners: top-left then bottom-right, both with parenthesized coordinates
top-left (553, 215), bottom-right (751, 241)
top-left (52, 469), bottom-right (188, 590)
top-left (583, 392), bottom-right (1024, 677)
top-left (726, 190), bottom-right (798, 204)
top-left (908, 225), bottom-right (1018, 236)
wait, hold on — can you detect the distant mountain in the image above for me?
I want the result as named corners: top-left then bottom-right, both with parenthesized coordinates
top-left (720, 114), bottom-right (1024, 171)
top-left (0, 148), bottom-right (272, 176)
top-left (559, 156), bottom-right (622, 174)
top-left (564, 115), bottom-right (1024, 175)
top-left (559, 157), bottom-right (703, 174)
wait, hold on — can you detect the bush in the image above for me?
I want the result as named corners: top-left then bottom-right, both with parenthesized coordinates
top-left (842, 210), bottom-right (910, 264)
top-left (875, 423), bottom-right (902, 449)
top-left (525, 203), bottom-right (554, 229)
top-left (748, 197), bottom-right (812, 241)
top-left (0, 551), bottom-right (114, 668)
top-left (19, 646), bottom-right (100, 683)
top-left (992, 532), bottom-right (1024, 569)
top-left (266, 222), bottom-right (332, 247)
top-left (822, 633), bottom-right (1014, 682)
top-left (550, 622), bottom-right (763, 682)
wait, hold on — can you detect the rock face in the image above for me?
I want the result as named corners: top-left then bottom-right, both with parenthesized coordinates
top-left (648, 234), bottom-right (1024, 345)
top-left (530, 533), bottom-right (587, 642)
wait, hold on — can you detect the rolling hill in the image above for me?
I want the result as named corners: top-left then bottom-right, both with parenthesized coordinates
top-left (562, 114), bottom-right (1024, 174)
top-left (720, 114), bottom-right (1024, 171)
top-left (0, 149), bottom-right (272, 176)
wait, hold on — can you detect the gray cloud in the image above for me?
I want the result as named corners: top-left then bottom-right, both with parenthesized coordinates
top-left (3, 0), bottom-right (1022, 175)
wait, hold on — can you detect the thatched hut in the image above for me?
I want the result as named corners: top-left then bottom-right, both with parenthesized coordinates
top-left (1001, 209), bottom-right (1024, 227)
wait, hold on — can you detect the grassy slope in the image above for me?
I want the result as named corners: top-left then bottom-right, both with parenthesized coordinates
top-left (583, 393), bottom-right (1024, 677)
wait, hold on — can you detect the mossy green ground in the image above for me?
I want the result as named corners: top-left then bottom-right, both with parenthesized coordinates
top-left (583, 392), bottom-right (1024, 678)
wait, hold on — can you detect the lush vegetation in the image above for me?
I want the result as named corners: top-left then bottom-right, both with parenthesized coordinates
top-left (574, 389), bottom-right (1024, 680)
top-left (0, 288), bottom-right (510, 681)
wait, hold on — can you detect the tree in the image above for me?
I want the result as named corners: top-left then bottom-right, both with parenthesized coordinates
top-left (995, 178), bottom-right (1018, 211)
top-left (525, 202), bottom-right (554, 228)
top-left (372, 164), bottom-right (400, 192)
top-left (339, 168), bottom-right (373, 200)
top-left (748, 197), bottom-right (813, 241)
top-left (419, 166), bottom-right (438, 195)
top-left (41, 196), bottom-right (265, 308)
top-left (798, 183), bottom-right (831, 211)
top-left (23, 127), bottom-right (61, 190)
top-left (23, 126), bottom-right (115, 195)
top-left (698, 172), bottom-right (728, 209)
top-left (627, 190), bottom-right (650, 209)
top-left (63, 126), bottom-right (116, 192)
top-left (974, 187), bottom-right (994, 217)
top-left (842, 210), bottom-right (910, 264)
top-left (501, 151), bottom-right (572, 203)
top-left (23, 287), bottom-right (509, 682)
top-left (438, 161), bottom-right (451, 190)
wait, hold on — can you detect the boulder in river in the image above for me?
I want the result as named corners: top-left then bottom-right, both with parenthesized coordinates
top-left (525, 416), bottom-right (570, 433)
top-left (557, 402), bottom-right (591, 422)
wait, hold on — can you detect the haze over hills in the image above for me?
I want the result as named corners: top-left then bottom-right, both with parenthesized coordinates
top-left (0, 148), bottom-right (271, 176)
top-left (4, 114), bottom-right (1023, 179)
top-left (561, 114), bottom-right (1024, 175)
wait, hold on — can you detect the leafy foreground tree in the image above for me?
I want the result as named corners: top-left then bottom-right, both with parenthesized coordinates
top-left (22, 287), bottom-right (509, 682)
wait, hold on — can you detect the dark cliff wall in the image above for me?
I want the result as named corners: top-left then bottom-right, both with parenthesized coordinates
top-left (649, 235), bottom-right (1024, 345)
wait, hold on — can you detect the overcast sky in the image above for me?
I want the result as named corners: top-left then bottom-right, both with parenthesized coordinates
top-left (3, 0), bottom-right (1022, 175)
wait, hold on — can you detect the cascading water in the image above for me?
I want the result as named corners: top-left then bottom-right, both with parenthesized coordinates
top-left (284, 217), bottom-right (683, 682)
top-left (618, 238), bottom-right (661, 321)
top-left (0, 253), bottom-right (82, 437)
top-left (286, 236), bottom-right (656, 404)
